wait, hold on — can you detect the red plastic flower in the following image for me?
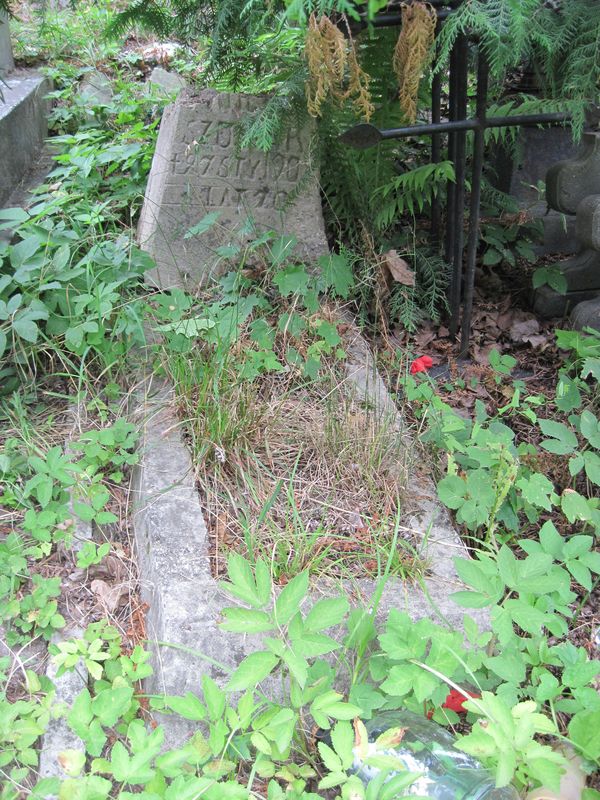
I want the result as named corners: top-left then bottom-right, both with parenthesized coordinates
top-left (410, 355), bottom-right (433, 375)
top-left (442, 689), bottom-right (480, 714)
top-left (426, 689), bottom-right (481, 719)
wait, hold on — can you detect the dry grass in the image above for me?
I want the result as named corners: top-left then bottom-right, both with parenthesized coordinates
top-left (190, 361), bottom-right (425, 582)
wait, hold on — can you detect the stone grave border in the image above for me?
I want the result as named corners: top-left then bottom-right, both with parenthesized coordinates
top-left (130, 324), bottom-right (488, 746)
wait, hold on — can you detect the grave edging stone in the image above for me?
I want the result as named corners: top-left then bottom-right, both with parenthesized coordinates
top-left (131, 328), bottom-right (489, 747)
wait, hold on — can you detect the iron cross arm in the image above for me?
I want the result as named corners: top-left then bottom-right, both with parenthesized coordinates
top-left (340, 101), bottom-right (571, 356)
top-left (340, 112), bottom-right (571, 149)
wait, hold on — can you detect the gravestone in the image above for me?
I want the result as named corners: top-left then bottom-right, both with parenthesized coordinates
top-left (506, 127), bottom-right (578, 254)
top-left (146, 67), bottom-right (187, 98)
top-left (0, 12), bottom-right (14, 72)
top-left (533, 134), bottom-right (600, 317)
top-left (138, 89), bottom-right (328, 289)
top-left (571, 296), bottom-right (600, 332)
top-left (79, 70), bottom-right (113, 106)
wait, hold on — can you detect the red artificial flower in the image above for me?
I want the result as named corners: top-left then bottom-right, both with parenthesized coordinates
top-left (410, 355), bottom-right (434, 375)
top-left (426, 689), bottom-right (481, 719)
top-left (442, 689), bottom-right (480, 714)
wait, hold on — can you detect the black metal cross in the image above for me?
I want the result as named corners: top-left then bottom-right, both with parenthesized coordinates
top-left (341, 2), bottom-right (570, 356)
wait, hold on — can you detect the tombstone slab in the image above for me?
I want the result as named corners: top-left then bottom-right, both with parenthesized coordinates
top-left (0, 12), bottom-right (14, 72)
top-left (138, 89), bottom-right (328, 289)
top-left (146, 67), bottom-right (187, 97)
top-left (546, 132), bottom-right (600, 215)
top-left (79, 70), bottom-right (113, 106)
top-left (571, 296), bottom-right (600, 332)
top-left (533, 193), bottom-right (600, 317)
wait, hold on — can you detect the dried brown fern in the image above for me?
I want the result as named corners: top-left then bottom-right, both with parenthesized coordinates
top-left (393, 1), bottom-right (436, 123)
top-left (305, 14), bottom-right (373, 121)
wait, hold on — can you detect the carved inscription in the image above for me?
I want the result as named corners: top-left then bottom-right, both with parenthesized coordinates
top-left (138, 89), bottom-right (328, 288)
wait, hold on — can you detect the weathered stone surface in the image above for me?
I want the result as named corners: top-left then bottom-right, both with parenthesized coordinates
top-left (0, 72), bottom-right (51, 207)
top-left (138, 89), bottom-right (328, 289)
top-left (133, 331), bottom-right (488, 747)
top-left (39, 413), bottom-right (93, 784)
top-left (533, 283), bottom-right (600, 319)
top-left (79, 70), bottom-right (113, 106)
top-left (571, 296), bottom-right (600, 332)
top-left (39, 629), bottom-right (87, 781)
top-left (533, 194), bottom-right (600, 317)
top-left (546, 132), bottom-right (600, 215)
top-left (0, 12), bottom-right (14, 72)
top-left (575, 193), bottom-right (600, 251)
top-left (147, 67), bottom-right (187, 97)
top-left (491, 127), bottom-right (578, 255)
top-left (510, 127), bottom-right (577, 205)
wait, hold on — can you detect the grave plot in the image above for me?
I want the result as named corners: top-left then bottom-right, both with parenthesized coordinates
top-left (134, 248), bottom-right (487, 747)
top-left (162, 293), bottom-right (421, 583)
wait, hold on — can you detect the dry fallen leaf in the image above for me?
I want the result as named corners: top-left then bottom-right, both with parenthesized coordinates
top-left (509, 316), bottom-right (540, 342)
top-left (91, 579), bottom-right (130, 613)
top-left (382, 250), bottom-right (415, 286)
top-left (522, 334), bottom-right (548, 348)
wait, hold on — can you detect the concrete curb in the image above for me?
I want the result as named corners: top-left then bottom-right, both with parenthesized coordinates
top-left (0, 71), bottom-right (51, 207)
top-left (132, 334), bottom-right (488, 746)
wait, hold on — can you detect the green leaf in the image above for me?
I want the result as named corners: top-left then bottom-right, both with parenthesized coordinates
top-left (330, 721), bottom-right (354, 770)
top-left (568, 710), bottom-right (600, 760)
top-left (219, 607), bottom-right (275, 633)
top-left (13, 316), bottom-right (39, 343)
top-left (516, 473), bottom-right (556, 511)
top-left (581, 358), bottom-right (600, 381)
top-left (275, 571), bottom-right (309, 626)
top-left (584, 451), bottom-right (600, 485)
top-left (561, 490), bottom-right (592, 523)
top-left (270, 235), bottom-right (297, 267)
top-left (164, 693), bottom-right (206, 721)
top-left (273, 264), bottom-right (310, 297)
top-left (226, 651), bottom-right (279, 691)
top-left (437, 475), bottom-right (466, 509)
top-left (202, 674), bottom-right (226, 722)
top-left (304, 597), bottom-right (348, 632)
top-left (538, 418), bottom-right (578, 454)
top-left (504, 599), bottom-right (550, 635)
top-left (220, 553), bottom-right (267, 608)
top-left (317, 742), bottom-right (342, 773)
top-left (91, 686), bottom-right (134, 727)
top-left (580, 410), bottom-right (600, 448)
top-left (184, 211), bottom-right (221, 238)
top-left (486, 653), bottom-right (526, 684)
top-left (318, 253), bottom-right (355, 298)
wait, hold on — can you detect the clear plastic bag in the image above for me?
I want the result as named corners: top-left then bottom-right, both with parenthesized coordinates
top-left (352, 710), bottom-right (520, 799)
